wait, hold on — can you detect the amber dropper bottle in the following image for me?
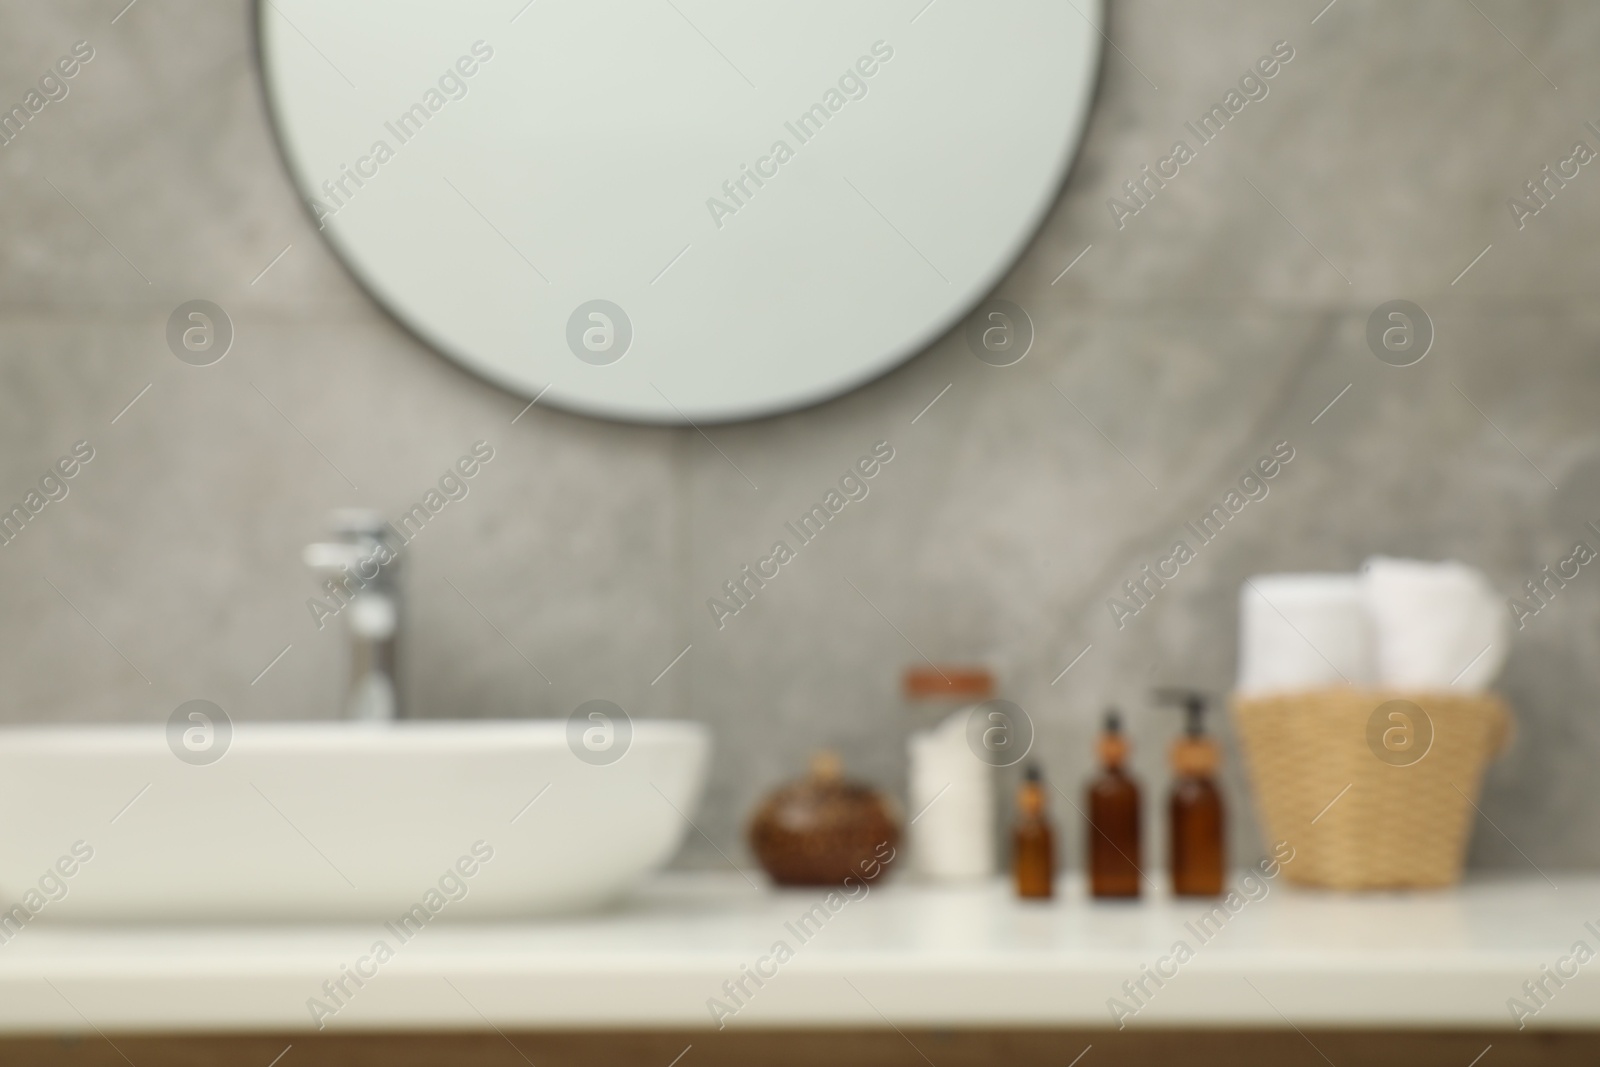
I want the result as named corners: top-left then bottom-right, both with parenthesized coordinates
top-left (1012, 765), bottom-right (1054, 899)
top-left (1087, 709), bottom-right (1142, 899)
top-left (1157, 689), bottom-right (1225, 897)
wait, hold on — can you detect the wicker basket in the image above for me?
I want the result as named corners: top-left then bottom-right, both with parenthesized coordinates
top-left (1231, 688), bottom-right (1513, 890)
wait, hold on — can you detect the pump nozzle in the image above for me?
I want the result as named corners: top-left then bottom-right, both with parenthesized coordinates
top-left (1154, 688), bottom-right (1209, 737)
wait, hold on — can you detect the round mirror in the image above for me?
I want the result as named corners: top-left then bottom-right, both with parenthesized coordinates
top-left (258, 1), bottom-right (1101, 424)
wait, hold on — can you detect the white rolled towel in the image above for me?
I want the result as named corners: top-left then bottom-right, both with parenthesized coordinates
top-left (1360, 556), bottom-right (1507, 691)
top-left (1237, 574), bottom-right (1376, 696)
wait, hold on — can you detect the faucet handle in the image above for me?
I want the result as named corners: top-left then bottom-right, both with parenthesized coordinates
top-left (330, 508), bottom-right (392, 542)
top-left (305, 509), bottom-right (400, 590)
top-left (302, 541), bottom-right (365, 573)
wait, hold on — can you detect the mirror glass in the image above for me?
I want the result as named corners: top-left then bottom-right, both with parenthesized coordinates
top-left (259, 1), bottom-right (1101, 424)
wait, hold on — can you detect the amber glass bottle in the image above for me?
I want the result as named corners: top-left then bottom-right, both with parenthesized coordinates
top-left (1012, 765), bottom-right (1054, 899)
top-left (1087, 710), bottom-right (1141, 898)
top-left (1158, 689), bottom-right (1225, 897)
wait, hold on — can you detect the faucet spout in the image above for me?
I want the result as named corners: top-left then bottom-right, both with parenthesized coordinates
top-left (304, 509), bottom-right (403, 722)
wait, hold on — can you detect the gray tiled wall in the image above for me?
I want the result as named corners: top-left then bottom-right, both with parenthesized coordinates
top-left (1, 0), bottom-right (1596, 875)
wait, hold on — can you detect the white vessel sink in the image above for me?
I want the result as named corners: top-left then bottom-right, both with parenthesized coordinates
top-left (0, 720), bottom-right (708, 921)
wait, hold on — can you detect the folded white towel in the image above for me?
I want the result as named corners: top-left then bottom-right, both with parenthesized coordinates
top-left (1360, 556), bottom-right (1506, 691)
top-left (1237, 574), bottom-right (1376, 696)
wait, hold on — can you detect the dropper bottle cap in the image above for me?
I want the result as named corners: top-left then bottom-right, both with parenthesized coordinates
top-left (1097, 707), bottom-right (1129, 767)
top-left (1018, 763), bottom-right (1046, 815)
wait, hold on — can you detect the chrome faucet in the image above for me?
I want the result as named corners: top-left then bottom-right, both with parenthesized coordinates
top-left (303, 510), bottom-right (402, 722)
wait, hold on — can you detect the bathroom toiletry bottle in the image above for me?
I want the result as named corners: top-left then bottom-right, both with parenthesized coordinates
top-left (1157, 688), bottom-right (1224, 897)
top-left (905, 666), bottom-right (997, 881)
top-left (1012, 765), bottom-right (1054, 899)
top-left (1087, 709), bottom-right (1141, 899)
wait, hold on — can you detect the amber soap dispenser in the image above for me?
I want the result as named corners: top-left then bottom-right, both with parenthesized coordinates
top-left (1012, 765), bottom-right (1054, 899)
top-left (1086, 709), bottom-right (1142, 898)
top-left (1158, 689), bottom-right (1224, 897)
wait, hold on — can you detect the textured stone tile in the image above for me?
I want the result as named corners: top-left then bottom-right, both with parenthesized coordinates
top-left (678, 307), bottom-right (1325, 866)
top-left (1036, 0), bottom-right (1600, 306)
top-left (0, 0), bottom-right (372, 315)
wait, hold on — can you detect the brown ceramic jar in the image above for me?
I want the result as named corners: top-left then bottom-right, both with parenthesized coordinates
top-left (747, 751), bottom-right (900, 886)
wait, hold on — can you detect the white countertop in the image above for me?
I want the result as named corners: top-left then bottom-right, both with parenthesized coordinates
top-left (2, 872), bottom-right (1596, 1034)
